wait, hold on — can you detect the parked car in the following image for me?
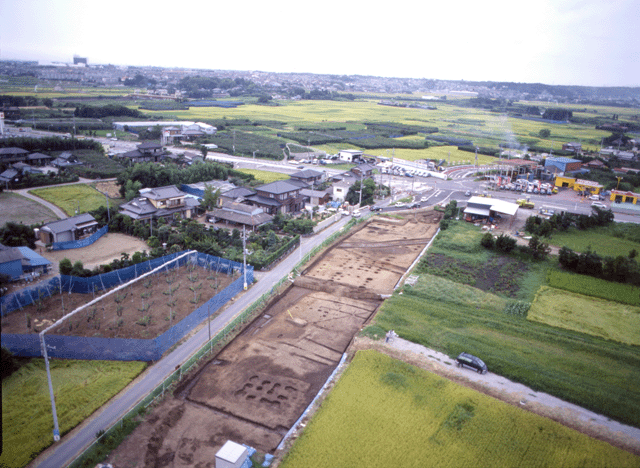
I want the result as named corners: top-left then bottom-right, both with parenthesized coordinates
top-left (465, 190), bottom-right (472, 196)
top-left (456, 352), bottom-right (487, 374)
top-left (588, 194), bottom-right (600, 201)
top-left (591, 201), bottom-right (607, 210)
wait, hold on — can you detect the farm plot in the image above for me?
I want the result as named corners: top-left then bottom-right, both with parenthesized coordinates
top-left (279, 350), bottom-right (639, 468)
top-left (0, 192), bottom-right (59, 226)
top-left (103, 212), bottom-right (442, 467)
top-left (30, 184), bottom-right (109, 217)
top-left (1, 263), bottom-right (233, 340)
top-left (528, 286), bottom-right (640, 346)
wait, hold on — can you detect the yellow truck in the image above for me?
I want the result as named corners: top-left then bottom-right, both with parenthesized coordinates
top-left (516, 199), bottom-right (535, 209)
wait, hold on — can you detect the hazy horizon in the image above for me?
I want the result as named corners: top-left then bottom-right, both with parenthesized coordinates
top-left (2, 0), bottom-right (639, 88)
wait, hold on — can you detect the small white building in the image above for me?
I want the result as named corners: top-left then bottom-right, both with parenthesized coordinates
top-left (339, 149), bottom-right (363, 163)
top-left (215, 440), bottom-right (248, 468)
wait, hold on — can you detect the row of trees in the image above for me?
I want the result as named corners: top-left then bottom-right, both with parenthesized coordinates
top-left (74, 104), bottom-right (144, 119)
top-left (525, 208), bottom-right (614, 238)
top-left (559, 247), bottom-right (640, 285)
top-left (481, 233), bottom-right (550, 260)
top-left (116, 162), bottom-right (254, 198)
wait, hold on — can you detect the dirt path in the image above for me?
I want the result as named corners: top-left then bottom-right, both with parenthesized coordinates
top-left (355, 336), bottom-right (640, 456)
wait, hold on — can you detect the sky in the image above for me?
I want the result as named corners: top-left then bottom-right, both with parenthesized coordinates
top-left (1, 0), bottom-right (639, 88)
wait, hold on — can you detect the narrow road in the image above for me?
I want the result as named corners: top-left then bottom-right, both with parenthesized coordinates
top-left (32, 215), bottom-right (353, 468)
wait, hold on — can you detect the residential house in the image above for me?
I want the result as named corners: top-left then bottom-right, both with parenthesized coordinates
top-left (27, 152), bottom-right (53, 166)
top-left (118, 142), bottom-right (169, 164)
top-left (332, 180), bottom-right (352, 203)
top-left (219, 187), bottom-right (257, 206)
top-left (206, 201), bottom-right (273, 230)
top-left (0, 162), bottom-right (43, 188)
top-left (301, 188), bottom-right (331, 206)
top-left (290, 169), bottom-right (325, 187)
top-left (0, 147), bottom-right (29, 164)
top-left (562, 142), bottom-right (582, 153)
top-left (351, 163), bottom-right (374, 178)
top-left (39, 213), bottom-right (99, 244)
top-left (119, 185), bottom-right (198, 222)
top-left (51, 152), bottom-right (82, 168)
top-left (244, 180), bottom-right (304, 215)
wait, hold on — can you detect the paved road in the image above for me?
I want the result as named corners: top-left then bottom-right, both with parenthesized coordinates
top-left (32, 215), bottom-right (353, 468)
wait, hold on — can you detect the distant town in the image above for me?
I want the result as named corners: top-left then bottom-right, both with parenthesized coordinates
top-left (1, 57), bottom-right (639, 105)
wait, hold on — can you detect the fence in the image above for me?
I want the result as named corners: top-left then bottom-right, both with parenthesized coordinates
top-left (51, 225), bottom-right (108, 251)
top-left (1, 251), bottom-right (253, 361)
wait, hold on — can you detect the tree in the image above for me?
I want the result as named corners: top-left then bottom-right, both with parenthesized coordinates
top-left (495, 234), bottom-right (516, 253)
top-left (527, 235), bottom-right (550, 260)
top-left (539, 129), bottom-right (551, 138)
top-left (59, 258), bottom-right (73, 275)
top-left (201, 184), bottom-right (220, 211)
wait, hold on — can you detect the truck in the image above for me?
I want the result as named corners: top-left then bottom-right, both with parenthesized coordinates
top-left (516, 199), bottom-right (535, 209)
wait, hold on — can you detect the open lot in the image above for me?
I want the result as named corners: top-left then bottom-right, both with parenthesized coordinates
top-left (103, 210), bottom-right (442, 467)
top-left (0, 192), bottom-right (59, 226)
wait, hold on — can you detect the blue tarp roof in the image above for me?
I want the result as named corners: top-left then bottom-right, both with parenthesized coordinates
top-left (16, 247), bottom-right (51, 267)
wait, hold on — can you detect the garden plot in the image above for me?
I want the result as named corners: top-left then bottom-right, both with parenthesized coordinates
top-left (104, 211), bottom-right (442, 467)
top-left (1, 263), bottom-right (233, 340)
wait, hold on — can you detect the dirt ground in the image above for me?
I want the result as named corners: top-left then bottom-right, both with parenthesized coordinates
top-left (93, 180), bottom-right (122, 199)
top-left (104, 210), bottom-right (442, 467)
top-left (1, 263), bottom-right (233, 340)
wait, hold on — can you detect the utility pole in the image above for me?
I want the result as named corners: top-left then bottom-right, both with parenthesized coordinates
top-left (40, 334), bottom-right (60, 442)
top-left (242, 225), bottom-right (247, 290)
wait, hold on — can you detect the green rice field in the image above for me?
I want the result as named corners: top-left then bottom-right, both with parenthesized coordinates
top-left (1, 359), bottom-right (146, 468)
top-left (30, 184), bottom-right (109, 216)
top-left (235, 168), bottom-right (290, 184)
top-left (528, 286), bottom-right (640, 346)
top-left (280, 350), bottom-right (639, 468)
top-left (547, 270), bottom-right (640, 306)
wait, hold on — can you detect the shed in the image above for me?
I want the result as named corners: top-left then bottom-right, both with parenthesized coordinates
top-left (215, 441), bottom-right (248, 468)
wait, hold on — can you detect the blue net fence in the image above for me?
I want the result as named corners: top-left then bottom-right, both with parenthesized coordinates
top-left (1, 251), bottom-right (253, 361)
top-left (51, 225), bottom-right (109, 251)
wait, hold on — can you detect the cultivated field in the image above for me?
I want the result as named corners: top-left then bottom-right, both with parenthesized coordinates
top-left (1, 359), bottom-right (146, 468)
top-left (102, 210), bottom-right (442, 467)
top-left (30, 184), bottom-right (111, 217)
top-left (236, 168), bottom-right (291, 183)
top-left (528, 286), bottom-right (640, 346)
top-left (279, 350), bottom-right (640, 468)
top-left (0, 192), bottom-right (59, 226)
top-left (367, 221), bottom-right (640, 429)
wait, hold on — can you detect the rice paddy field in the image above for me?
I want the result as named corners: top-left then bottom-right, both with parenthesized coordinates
top-left (548, 226), bottom-right (640, 258)
top-left (365, 221), bottom-right (640, 429)
top-left (1, 359), bottom-right (146, 468)
top-left (30, 184), bottom-right (109, 217)
top-left (547, 270), bottom-right (640, 306)
top-left (235, 168), bottom-right (290, 184)
top-left (279, 350), bottom-right (639, 468)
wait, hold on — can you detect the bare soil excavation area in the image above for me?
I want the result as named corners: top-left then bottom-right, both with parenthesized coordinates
top-left (105, 211), bottom-right (442, 468)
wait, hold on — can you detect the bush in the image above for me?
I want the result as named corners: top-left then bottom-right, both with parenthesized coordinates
top-left (480, 233), bottom-right (495, 249)
top-left (495, 234), bottom-right (516, 253)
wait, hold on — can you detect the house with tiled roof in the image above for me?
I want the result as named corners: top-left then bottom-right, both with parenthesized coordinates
top-left (206, 201), bottom-right (273, 230)
top-left (117, 141), bottom-right (169, 164)
top-left (119, 185), bottom-right (198, 222)
top-left (244, 180), bottom-right (305, 214)
top-left (0, 147), bottom-right (29, 164)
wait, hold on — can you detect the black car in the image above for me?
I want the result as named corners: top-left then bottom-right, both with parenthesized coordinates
top-left (456, 352), bottom-right (487, 374)
top-left (408, 202), bottom-right (420, 209)
top-left (370, 205), bottom-right (382, 212)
